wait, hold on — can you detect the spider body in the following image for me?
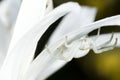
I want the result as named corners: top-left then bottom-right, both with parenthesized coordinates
top-left (46, 32), bottom-right (117, 61)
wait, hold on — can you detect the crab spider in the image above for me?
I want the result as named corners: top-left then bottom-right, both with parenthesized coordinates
top-left (92, 35), bottom-right (118, 53)
top-left (89, 28), bottom-right (118, 53)
top-left (74, 28), bottom-right (118, 54)
top-left (82, 33), bottom-right (118, 53)
top-left (45, 29), bottom-right (118, 61)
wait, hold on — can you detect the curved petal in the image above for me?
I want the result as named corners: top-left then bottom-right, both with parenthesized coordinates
top-left (0, 2), bottom-right (81, 80)
top-left (27, 15), bottom-right (120, 80)
top-left (66, 15), bottom-right (120, 43)
top-left (48, 6), bottom-right (97, 45)
top-left (40, 6), bottom-right (97, 79)
top-left (0, 0), bottom-right (21, 27)
top-left (45, 0), bottom-right (54, 14)
top-left (0, 20), bottom-right (10, 68)
top-left (9, 0), bottom-right (48, 51)
top-left (0, 0), bottom-right (22, 68)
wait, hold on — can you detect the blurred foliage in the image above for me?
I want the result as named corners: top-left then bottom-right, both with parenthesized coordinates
top-left (95, 48), bottom-right (120, 80)
top-left (76, 48), bottom-right (120, 80)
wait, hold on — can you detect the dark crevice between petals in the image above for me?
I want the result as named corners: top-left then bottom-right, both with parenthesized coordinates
top-left (34, 17), bottom-right (63, 59)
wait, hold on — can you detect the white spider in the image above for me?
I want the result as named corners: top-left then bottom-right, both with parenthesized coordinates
top-left (46, 29), bottom-right (118, 61)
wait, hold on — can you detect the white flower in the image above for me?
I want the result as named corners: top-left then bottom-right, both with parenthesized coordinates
top-left (0, 0), bottom-right (21, 67)
top-left (0, 0), bottom-right (120, 80)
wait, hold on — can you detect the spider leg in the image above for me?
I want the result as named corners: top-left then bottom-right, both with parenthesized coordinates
top-left (45, 45), bottom-right (52, 53)
top-left (64, 36), bottom-right (71, 48)
top-left (92, 38), bottom-right (118, 53)
top-left (45, 44), bottom-right (67, 60)
top-left (97, 32), bottom-right (114, 49)
top-left (79, 47), bottom-right (91, 50)
top-left (97, 28), bottom-right (101, 38)
top-left (93, 28), bottom-right (101, 41)
top-left (78, 38), bottom-right (91, 50)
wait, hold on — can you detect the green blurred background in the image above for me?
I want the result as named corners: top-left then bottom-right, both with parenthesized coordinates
top-left (46, 0), bottom-right (120, 80)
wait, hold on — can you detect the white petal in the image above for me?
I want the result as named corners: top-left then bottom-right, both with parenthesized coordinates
top-left (65, 15), bottom-right (120, 43)
top-left (27, 15), bottom-right (120, 80)
top-left (37, 60), bottom-right (66, 80)
top-left (80, 6), bottom-right (97, 26)
top-left (0, 2), bottom-right (81, 80)
top-left (5, 0), bottom-right (21, 26)
top-left (90, 33), bottom-right (120, 48)
top-left (0, 0), bottom-right (21, 27)
top-left (41, 6), bottom-right (97, 79)
top-left (47, 6), bottom-right (97, 58)
top-left (47, 6), bottom-right (97, 65)
top-left (0, 20), bottom-right (10, 68)
top-left (45, 0), bottom-right (54, 14)
top-left (0, 0), bottom-right (21, 68)
top-left (43, 6), bottom-right (97, 78)
top-left (73, 32), bottom-right (120, 57)
top-left (37, 4), bottom-right (96, 80)
top-left (48, 6), bottom-right (97, 45)
top-left (9, 0), bottom-right (48, 51)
